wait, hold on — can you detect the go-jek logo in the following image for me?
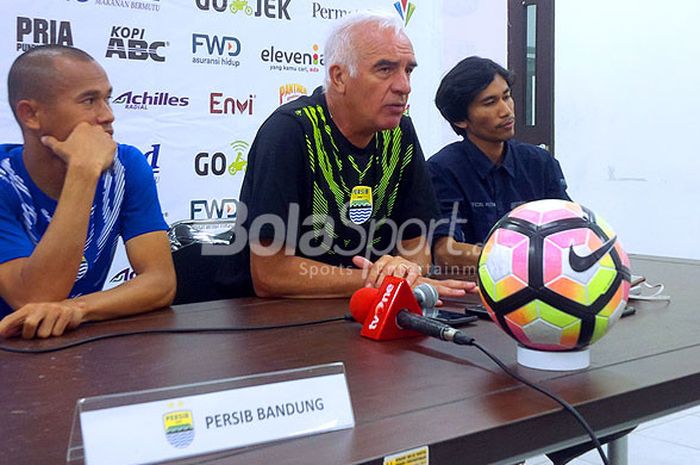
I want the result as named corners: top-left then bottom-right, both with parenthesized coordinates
top-left (194, 0), bottom-right (291, 20)
top-left (393, 0), bottom-right (416, 26)
top-left (194, 140), bottom-right (249, 177)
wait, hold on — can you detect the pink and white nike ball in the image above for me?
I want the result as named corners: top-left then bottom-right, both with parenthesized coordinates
top-left (477, 199), bottom-right (631, 351)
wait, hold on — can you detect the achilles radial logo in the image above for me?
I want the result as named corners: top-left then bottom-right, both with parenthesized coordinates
top-left (106, 26), bottom-right (168, 62)
top-left (279, 83), bottom-right (307, 105)
top-left (109, 267), bottom-right (136, 284)
top-left (16, 17), bottom-right (73, 52)
top-left (112, 90), bottom-right (189, 110)
top-left (163, 404), bottom-right (194, 449)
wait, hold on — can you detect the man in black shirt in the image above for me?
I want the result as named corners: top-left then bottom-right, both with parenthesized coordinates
top-left (224, 11), bottom-right (475, 298)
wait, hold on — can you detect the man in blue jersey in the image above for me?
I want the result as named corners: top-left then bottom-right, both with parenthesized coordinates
top-left (0, 45), bottom-right (175, 339)
top-left (429, 56), bottom-right (570, 272)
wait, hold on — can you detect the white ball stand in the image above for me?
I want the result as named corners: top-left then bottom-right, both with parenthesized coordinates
top-left (517, 345), bottom-right (590, 371)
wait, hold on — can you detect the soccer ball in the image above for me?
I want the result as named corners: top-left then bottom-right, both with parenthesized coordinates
top-left (477, 199), bottom-right (631, 351)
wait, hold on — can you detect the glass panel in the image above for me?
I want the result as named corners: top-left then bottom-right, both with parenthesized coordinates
top-left (525, 4), bottom-right (537, 126)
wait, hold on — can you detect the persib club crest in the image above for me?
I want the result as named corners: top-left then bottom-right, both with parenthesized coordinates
top-left (163, 408), bottom-right (194, 449)
top-left (349, 186), bottom-right (373, 225)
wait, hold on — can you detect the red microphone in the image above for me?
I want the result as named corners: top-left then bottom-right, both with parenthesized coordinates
top-left (349, 276), bottom-right (425, 341)
top-left (350, 277), bottom-right (475, 345)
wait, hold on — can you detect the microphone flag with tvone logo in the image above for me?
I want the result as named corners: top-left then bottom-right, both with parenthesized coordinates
top-left (350, 276), bottom-right (424, 341)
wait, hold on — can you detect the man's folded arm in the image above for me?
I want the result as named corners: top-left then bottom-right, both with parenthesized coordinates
top-left (249, 240), bottom-right (367, 299)
top-left (0, 231), bottom-right (175, 339)
top-left (0, 167), bottom-right (102, 309)
top-left (74, 230), bottom-right (176, 322)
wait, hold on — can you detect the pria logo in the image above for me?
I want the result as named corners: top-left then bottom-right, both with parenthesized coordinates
top-left (16, 17), bottom-right (73, 52)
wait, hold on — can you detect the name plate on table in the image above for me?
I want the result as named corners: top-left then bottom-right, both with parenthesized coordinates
top-left (68, 363), bottom-right (354, 465)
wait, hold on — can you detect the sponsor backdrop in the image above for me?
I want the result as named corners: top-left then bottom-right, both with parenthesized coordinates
top-left (0, 0), bottom-right (505, 289)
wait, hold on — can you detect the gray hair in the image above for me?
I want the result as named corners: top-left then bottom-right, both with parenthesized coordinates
top-left (323, 10), bottom-right (406, 88)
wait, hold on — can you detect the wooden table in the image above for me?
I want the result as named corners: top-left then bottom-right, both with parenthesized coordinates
top-left (1, 255), bottom-right (698, 464)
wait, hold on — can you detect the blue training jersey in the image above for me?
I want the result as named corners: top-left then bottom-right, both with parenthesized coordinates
top-left (0, 143), bottom-right (168, 317)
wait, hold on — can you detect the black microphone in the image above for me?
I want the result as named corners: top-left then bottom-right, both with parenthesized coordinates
top-left (396, 310), bottom-right (474, 346)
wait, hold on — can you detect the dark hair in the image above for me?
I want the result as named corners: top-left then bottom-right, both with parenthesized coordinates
top-left (435, 56), bottom-right (514, 137)
top-left (7, 45), bottom-right (95, 121)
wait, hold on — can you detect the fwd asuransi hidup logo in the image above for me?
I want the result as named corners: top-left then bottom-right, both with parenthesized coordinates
top-left (192, 33), bottom-right (242, 67)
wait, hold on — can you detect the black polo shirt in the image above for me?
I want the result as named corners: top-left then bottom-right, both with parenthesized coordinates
top-left (428, 137), bottom-right (570, 245)
top-left (216, 87), bottom-right (439, 296)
